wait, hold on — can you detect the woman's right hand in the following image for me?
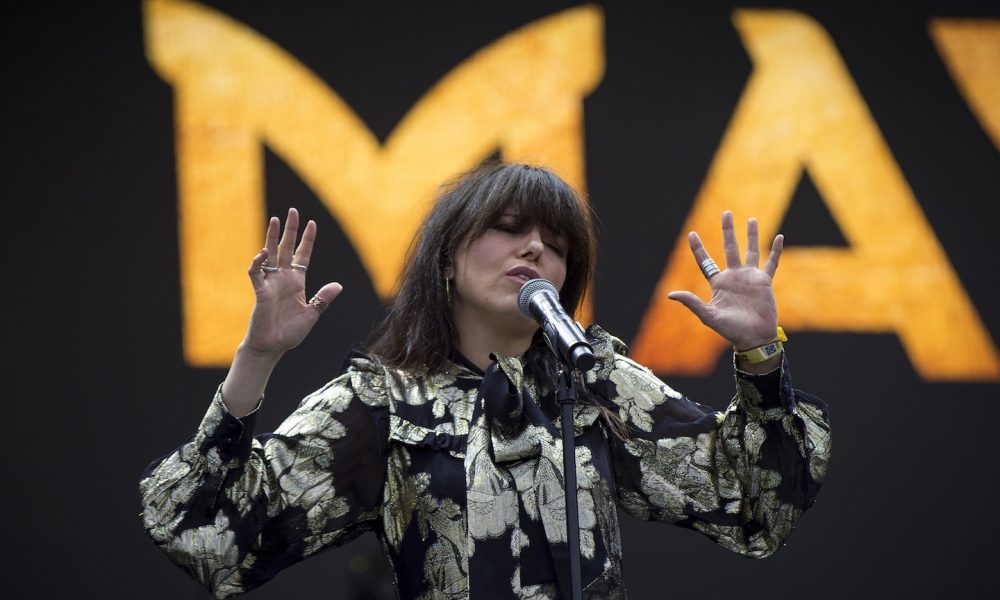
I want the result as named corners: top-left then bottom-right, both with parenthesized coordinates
top-left (241, 207), bottom-right (343, 357)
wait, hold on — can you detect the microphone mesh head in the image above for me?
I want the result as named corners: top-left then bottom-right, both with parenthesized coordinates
top-left (518, 278), bottom-right (558, 317)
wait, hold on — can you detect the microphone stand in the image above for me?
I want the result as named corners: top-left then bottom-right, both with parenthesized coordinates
top-left (517, 277), bottom-right (593, 599)
top-left (556, 366), bottom-right (583, 600)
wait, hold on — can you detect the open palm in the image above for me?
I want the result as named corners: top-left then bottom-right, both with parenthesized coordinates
top-left (668, 211), bottom-right (782, 351)
top-left (242, 208), bottom-right (343, 356)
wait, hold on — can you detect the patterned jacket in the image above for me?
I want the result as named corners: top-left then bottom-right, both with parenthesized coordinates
top-left (139, 325), bottom-right (831, 599)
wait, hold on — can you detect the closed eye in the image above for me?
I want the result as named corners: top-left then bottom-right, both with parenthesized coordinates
top-left (491, 217), bottom-right (565, 255)
top-left (545, 241), bottom-right (565, 256)
top-left (492, 223), bottom-right (520, 234)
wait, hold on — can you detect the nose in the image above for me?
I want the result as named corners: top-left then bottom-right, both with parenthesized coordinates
top-left (518, 227), bottom-right (545, 260)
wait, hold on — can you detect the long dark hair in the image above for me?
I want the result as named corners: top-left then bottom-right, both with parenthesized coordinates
top-left (367, 160), bottom-right (596, 374)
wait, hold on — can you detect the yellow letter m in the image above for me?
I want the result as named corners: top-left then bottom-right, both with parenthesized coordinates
top-left (144, 0), bottom-right (604, 366)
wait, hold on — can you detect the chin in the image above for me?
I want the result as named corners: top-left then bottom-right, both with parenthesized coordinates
top-left (512, 314), bottom-right (539, 337)
top-left (493, 306), bottom-right (534, 332)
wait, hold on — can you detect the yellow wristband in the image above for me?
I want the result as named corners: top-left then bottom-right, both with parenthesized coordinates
top-left (734, 327), bottom-right (786, 365)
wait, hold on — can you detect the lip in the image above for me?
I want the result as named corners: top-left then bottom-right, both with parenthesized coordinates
top-left (505, 266), bottom-right (540, 284)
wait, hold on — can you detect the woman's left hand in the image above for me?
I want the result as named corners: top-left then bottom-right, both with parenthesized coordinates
top-left (668, 210), bottom-right (783, 350)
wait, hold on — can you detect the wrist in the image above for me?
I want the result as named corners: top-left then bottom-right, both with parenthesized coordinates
top-left (223, 343), bottom-right (282, 418)
top-left (733, 327), bottom-right (786, 364)
top-left (236, 340), bottom-right (285, 363)
top-left (735, 352), bottom-right (782, 374)
top-left (734, 337), bottom-right (774, 353)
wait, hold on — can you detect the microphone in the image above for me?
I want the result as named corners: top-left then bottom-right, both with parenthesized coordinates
top-left (517, 278), bottom-right (596, 371)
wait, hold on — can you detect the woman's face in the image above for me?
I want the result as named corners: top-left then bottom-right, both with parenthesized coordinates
top-left (449, 213), bottom-right (568, 334)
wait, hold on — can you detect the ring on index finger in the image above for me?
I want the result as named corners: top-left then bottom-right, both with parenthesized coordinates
top-left (700, 258), bottom-right (721, 280)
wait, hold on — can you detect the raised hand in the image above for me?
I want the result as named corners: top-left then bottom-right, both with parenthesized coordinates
top-left (667, 210), bottom-right (783, 351)
top-left (242, 208), bottom-right (343, 356)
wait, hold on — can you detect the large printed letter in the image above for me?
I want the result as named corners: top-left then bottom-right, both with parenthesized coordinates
top-left (631, 10), bottom-right (999, 381)
top-left (144, 0), bottom-right (603, 366)
top-left (930, 19), bottom-right (1000, 151)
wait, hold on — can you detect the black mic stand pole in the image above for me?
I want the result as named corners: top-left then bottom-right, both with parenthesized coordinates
top-left (518, 278), bottom-right (592, 599)
top-left (556, 366), bottom-right (582, 600)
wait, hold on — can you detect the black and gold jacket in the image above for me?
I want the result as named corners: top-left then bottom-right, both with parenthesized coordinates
top-left (139, 326), bottom-right (831, 599)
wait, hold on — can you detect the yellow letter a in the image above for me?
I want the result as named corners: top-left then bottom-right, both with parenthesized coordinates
top-left (631, 10), bottom-right (999, 381)
top-left (930, 19), bottom-right (1000, 151)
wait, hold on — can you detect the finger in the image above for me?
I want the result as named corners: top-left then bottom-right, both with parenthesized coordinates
top-left (687, 231), bottom-right (723, 282)
top-left (667, 291), bottom-right (711, 324)
top-left (309, 281), bottom-right (344, 313)
top-left (687, 231), bottom-right (712, 264)
top-left (276, 207), bottom-right (299, 267)
top-left (248, 248), bottom-right (269, 288)
top-left (763, 234), bottom-right (784, 278)
top-left (263, 217), bottom-right (280, 263)
top-left (745, 218), bottom-right (760, 268)
top-left (292, 220), bottom-right (317, 269)
top-left (722, 210), bottom-right (741, 267)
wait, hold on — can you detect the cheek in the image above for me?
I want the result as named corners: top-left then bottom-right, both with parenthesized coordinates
top-left (452, 246), bottom-right (492, 292)
top-left (549, 258), bottom-right (569, 291)
top-left (452, 260), bottom-right (476, 292)
top-left (556, 271), bottom-right (568, 292)
top-left (460, 235), bottom-right (503, 268)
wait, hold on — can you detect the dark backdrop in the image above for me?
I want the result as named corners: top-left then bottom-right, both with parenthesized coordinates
top-left (5, 1), bottom-right (999, 598)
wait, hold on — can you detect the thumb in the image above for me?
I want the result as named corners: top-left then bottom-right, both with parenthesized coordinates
top-left (667, 291), bottom-right (709, 322)
top-left (310, 282), bottom-right (344, 307)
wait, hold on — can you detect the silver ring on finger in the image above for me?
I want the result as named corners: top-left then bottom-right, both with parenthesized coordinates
top-left (260, 265), bottom-right (279, 273)
top-left (290, 263), bottom-right (308, 272)
top-left (699, 258), bottom-right (721, 280)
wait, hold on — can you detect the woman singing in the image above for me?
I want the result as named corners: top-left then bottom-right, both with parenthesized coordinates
top-left (140, 161), bottom-right (831, 599)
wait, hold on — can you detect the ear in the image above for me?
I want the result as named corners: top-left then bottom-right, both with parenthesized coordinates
top-left (443, 263), bottom-right (454, 279)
